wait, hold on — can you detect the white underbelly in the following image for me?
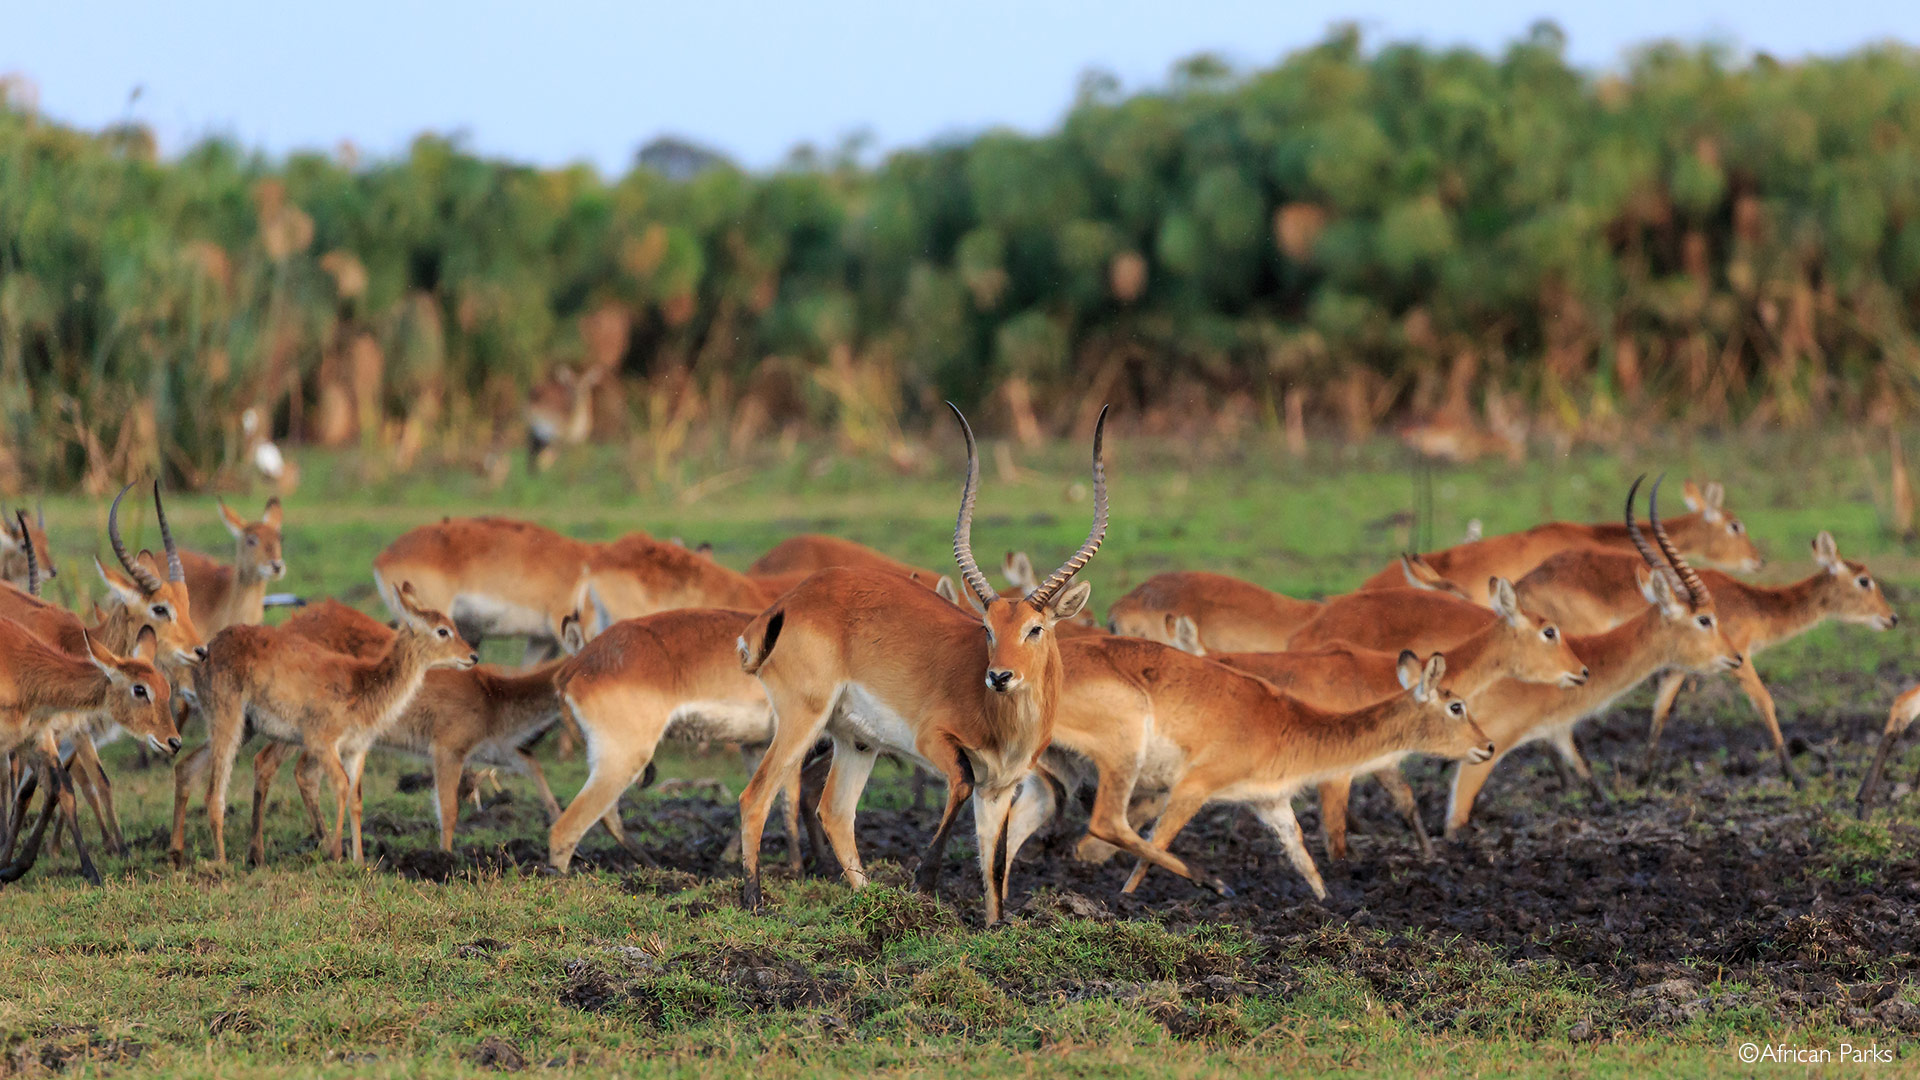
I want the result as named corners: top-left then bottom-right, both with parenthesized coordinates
top-left (452, 593), bottom-right (554, 640)
top-left (828, 683), bottom-right (922, 760)
top-left (664, 700), bottom-right (776, 746)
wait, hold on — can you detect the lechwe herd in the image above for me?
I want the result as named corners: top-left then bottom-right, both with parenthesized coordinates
top-left (0, 419), bottom-right (1912, 932)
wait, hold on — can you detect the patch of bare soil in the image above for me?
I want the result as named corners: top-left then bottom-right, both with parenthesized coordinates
top-left (359, 684), bottom-right (1920, 1035)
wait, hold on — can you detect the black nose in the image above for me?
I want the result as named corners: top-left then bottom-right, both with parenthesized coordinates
top-left (468, 652), bottom-right (480, 664)
top-left (1892, 615), bottom-right (1902, 627)
top-left (1580, 666), bottom-right (1590, 680)
top-left (195, 646), bottom-right (209, 660)
top-left (986, 670), bottom-right (1013, 692)
top-left (166, 737), bottom-right (182, 754)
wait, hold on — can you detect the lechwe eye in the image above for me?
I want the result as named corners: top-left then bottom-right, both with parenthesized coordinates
top-left (1542, 626), bottom-right (1558, 641)
top-left (436, 627), bottom-right (452, 639)
top-left (132, 684), bottom-right (150, 701)
top-left (1857, 575), bottom-right (1873, 590)
top-left (1448, 701), bottom-right (1465, 716)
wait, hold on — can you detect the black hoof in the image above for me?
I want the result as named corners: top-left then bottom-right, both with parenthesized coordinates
top-left (0, 863), bottom-right (26, 884)
top-left (740, 878), bottom-right (763, 912)
top-left (1212, 881), bottom-right (1236, 899)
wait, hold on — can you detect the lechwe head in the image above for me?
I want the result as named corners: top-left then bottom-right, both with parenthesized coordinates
top-left (1627, 474), bottom-right (1746, 675)
top-left (96, 481), bottom-right (207, 670)
top-left (948, 403), bottom-right (1102, 697)
top-left (1, 501), bottom-right (55, 588)
top-left (1681, 479), bottom-right (1765, 572)
top-left (219, 496), bottom-right (287, 583)
top-left (1481, 576), bottom-right (1590, 689)
top-left (85, 625), bottom-right (179, 754)
top-left (1393, 651), bottom-right (1496, 767)
top-left (389, 581), bottom-right (482, 672)
top-left (1804, 531), bottom-right (1898, 631)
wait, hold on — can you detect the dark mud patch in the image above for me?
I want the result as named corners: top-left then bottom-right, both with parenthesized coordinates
top-left (353, 678), bottom-right (1920, 1034)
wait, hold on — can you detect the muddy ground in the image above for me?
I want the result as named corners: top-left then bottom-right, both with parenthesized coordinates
top-left (352, 669), bottom-right (1920, 1042)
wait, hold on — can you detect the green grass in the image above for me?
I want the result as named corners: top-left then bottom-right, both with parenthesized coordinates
top-left (6, 431), bottom-right (1920, 1077)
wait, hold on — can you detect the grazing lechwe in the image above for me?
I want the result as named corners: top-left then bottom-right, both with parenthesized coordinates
top-left (547, 608), bottom-right (809, 873)
top-left (372, 516), bottom-right (619, 661)
top-left (1514, 531), bottom-right (1896, 784)
top-left (734, 403), bottom-right (1109, 924)
top-left (168, 583), bottom-right (478, 866)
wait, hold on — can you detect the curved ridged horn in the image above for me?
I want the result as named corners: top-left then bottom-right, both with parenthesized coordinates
top-left (16, 510), bottom-right (37, 596)
top-left (1650, 474), bottom-right (1707, 609)
top-left (1624, 474), bottom-right (1660, 569)
top-left (109, 481), bottom-right (166, 595)
top-left (946, 402), bottom-right (998, 607)
top-left (153, 481), bottom-right (184, 583)
top-left (1031, 404), bottom-right (1111, 605)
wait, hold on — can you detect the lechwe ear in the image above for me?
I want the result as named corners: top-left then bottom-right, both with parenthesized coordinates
top-left (219, 497), bottom-right (248, 537)
top-left (934, 575), bottom-right (961, 606)
top-left (1168, 614), bottom-right (1204, 656)
top-left (1396, 650), bottom-right (1422, 693)
top-left (262, 496), bottom-right (283, 530)
top-left (1813, 530), bottom-right (1842, 574)
top-left (1418, 653), bottom-right (1447, 701)
top-left (558, 612), bottom-right (588, 655)
top-left (1646, 565), bottom-right (1689, 619)
top-left (95, 556), bottom-right (145, 606)
top-left (1003, 551), bottom-right (1038, 594)
top-left (82, 628), bottom-right (123, 678)
top-left (1044, 580), bottom-right (1092, 623)
top-left (131, 624), bottom-right (160, 664)
top-left (1487, 576), bottom-right (1523, 626)
top-left (394, 581), bottom-right (433, 627)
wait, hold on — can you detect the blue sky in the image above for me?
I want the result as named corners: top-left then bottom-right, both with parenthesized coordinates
top-left (5, 0), bottom-right (1917, 173)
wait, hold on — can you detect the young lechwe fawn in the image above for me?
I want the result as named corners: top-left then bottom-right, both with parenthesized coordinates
top-left (1515, 531), bottom-right (1896, 784)
top-left (1353, 479), bottom-right (1765, 597)
top-left (1206, 576), bottom-right (1587, 861)
top-left (734, 403), bottom-right (1109, 924)
top-left (372, 516), bottom-right (627, 661)
top-left (169, 497), bottom-right (286, 635)
top-left (1, 503), bottom-right (55, 591)
top-left (0, 484), bottom-right (204, 858)
top-left (241, 599), bottom-right (581, 863)
top-left (168, 583), bottom-right (478, 866)
top-left (1001, 641), bottom-right (1491, 901)
top-left (1442, 477), bottom-right (1746, 832)
top-left (1108, 557), bottom-right (1465, 654)
top-left (547, 608), bottom-right (811, 873)
top-left (0, 523), bottom-right (175, 885)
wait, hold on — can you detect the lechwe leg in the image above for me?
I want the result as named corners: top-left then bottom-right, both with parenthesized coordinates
top-left (1317, 778), bottom-right (1353, 861)
top-left (168, 743), bottom-right (212, 866)
top-left (547, 690), bottom-right (673, 872)
top-left (305, 743), bottom-right (354, 861)
top-left (737, 684), bottom-right (838, 911)
top-left (342, 744), bottom-right (374, 862)
top-left (971, 779), bottom-right (1023, 924)
top-left (0, 760), bottom-right (62, 883)
top-left (1731, 662), bottom-right (1800, 787)
top-left (1248, 796), bottom-right (1327, 900)
top-left (1444, 751), bottom-right (1507, 837)
top-left (910, 736), bottom-right (976, 895)
top-left (735, 744), bottom-right (806, 871)
top-left (1642, 671), bottom-right (1688, 780)
top-left (247, 742), bottom-right (304, 866)
top-left (1547, 729), bottom-right (1610, 804)
top-left (1373, 767), bottom-right (1435, 859)
top-left (1857, 687), bottom-right (1920, 817)
top-left (1120, 777), bottom-right (1230, 896)
top-left (196, 692), bottom-right (252, 865)
top-left (814, 736), bottom-right (879, 890)
top-left (68, 735), bottom-right (126, 857)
